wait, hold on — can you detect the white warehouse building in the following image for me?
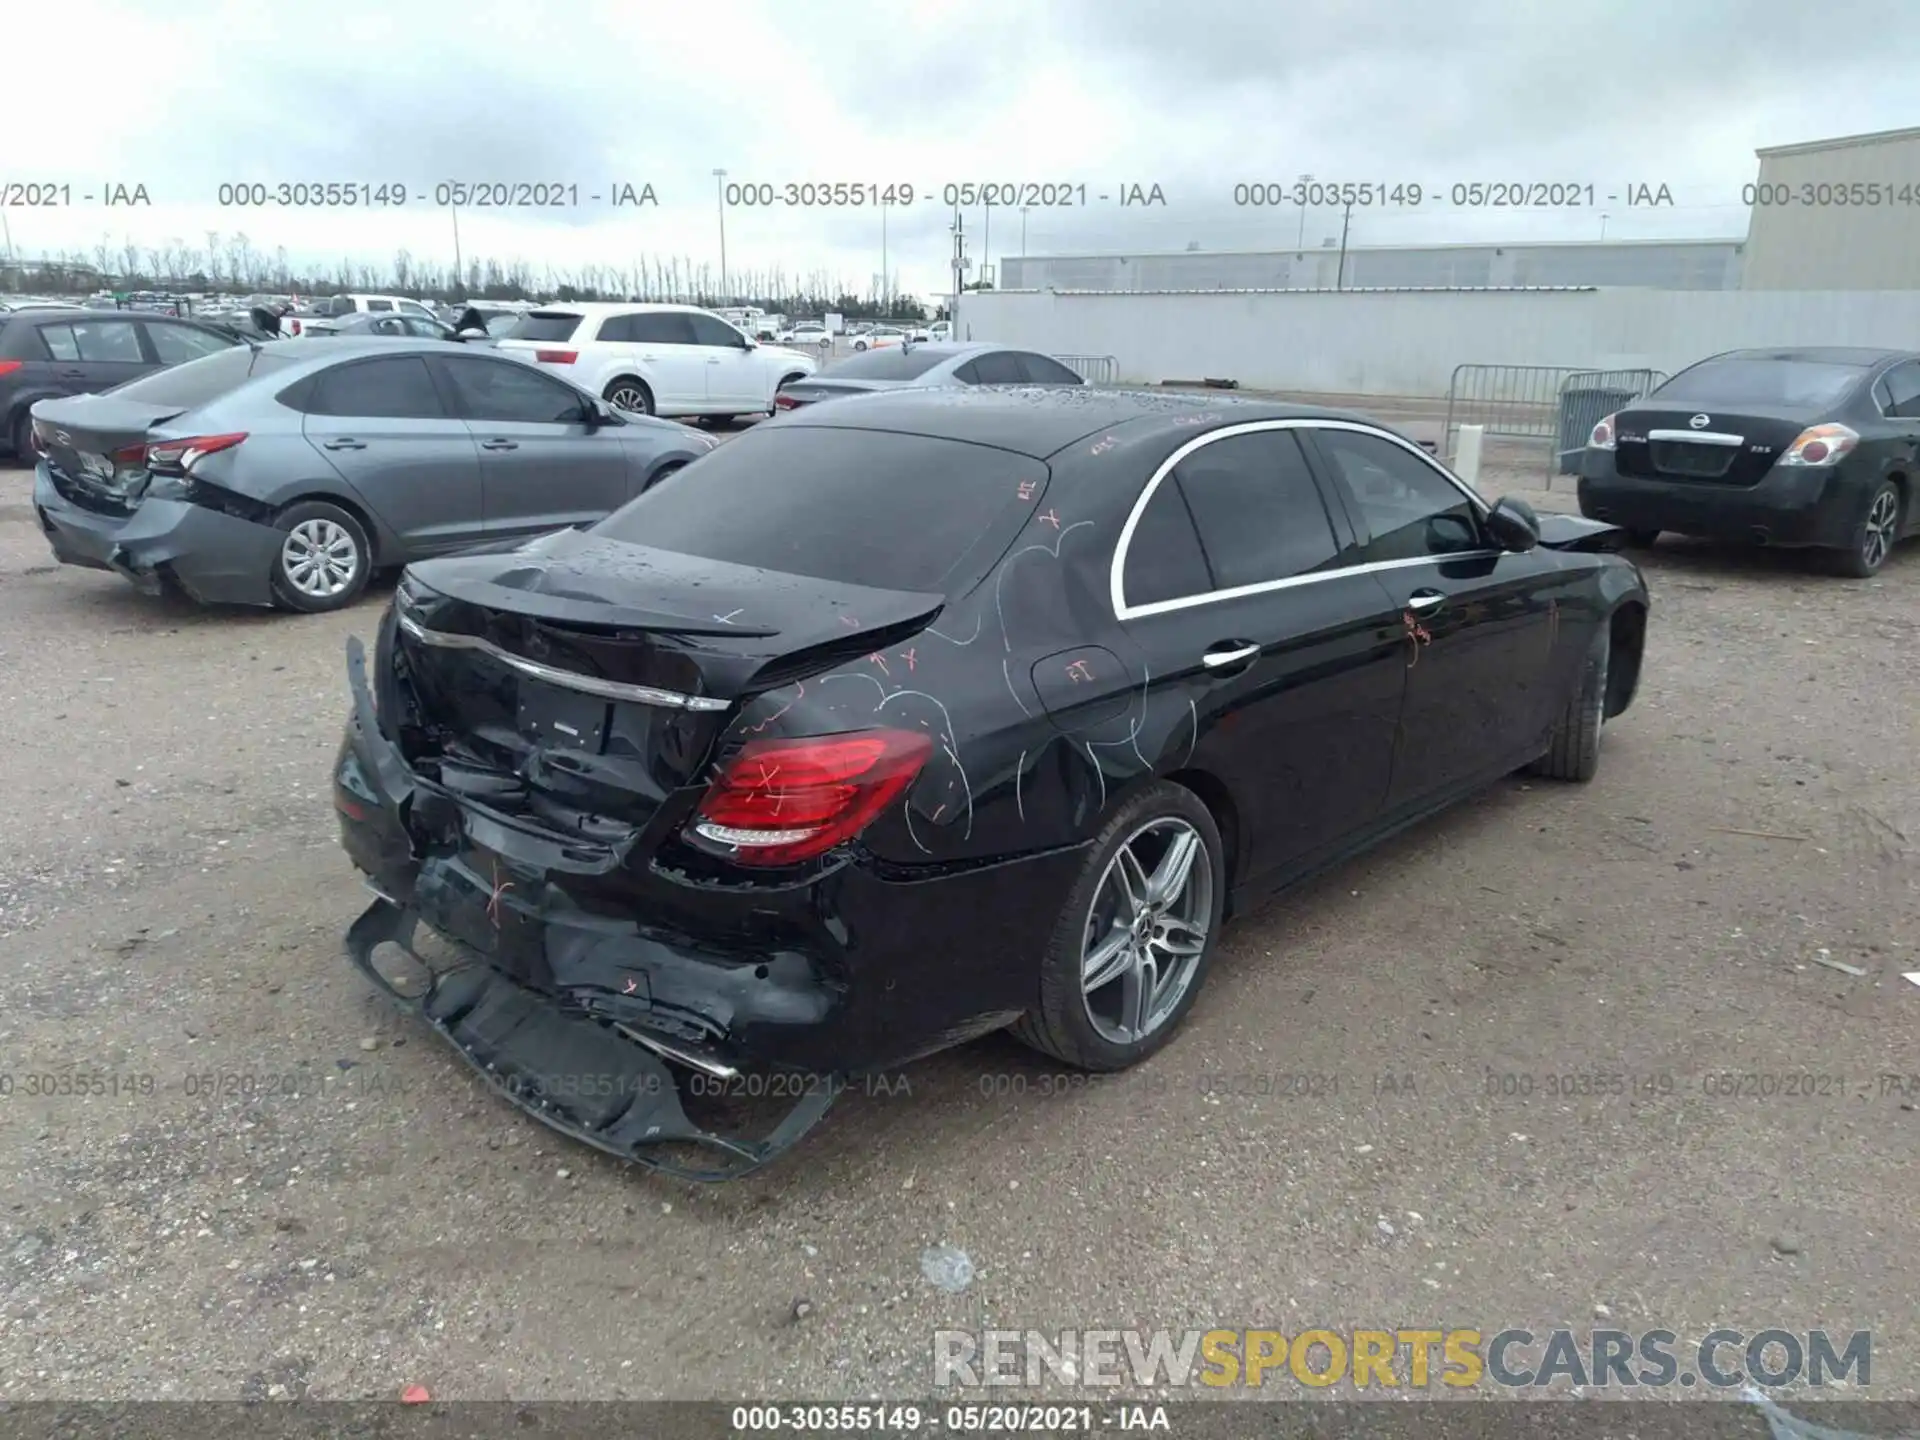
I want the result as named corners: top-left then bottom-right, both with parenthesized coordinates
top-left (1739, 124), bottom-right (1920, 289)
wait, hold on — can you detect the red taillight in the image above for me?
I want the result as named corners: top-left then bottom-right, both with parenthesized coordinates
top-left (111, 443), bottom-right (148, 467)
top-left (0, 360), bottom-right (22, 377)
top-left (535, 349), bottom-right (577, 364)
top-left (287, 319), bottom-right (302, 335)
top-left (1800, 440), bottom-right (1829, 464)
top-left (690, 729), bottom-right (933, 866)
top-left (1588, 413), bottom-right (1616, 450)
top-left (773, 392), bottom-right (800, 410)
top-left (147, 432), bottom-right (248, 474)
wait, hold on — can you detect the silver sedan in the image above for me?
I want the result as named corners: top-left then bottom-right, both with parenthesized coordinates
top-left (771, 342), bottom-right (1088, 412)
top-left (28, 337), bottom-right (716, 613)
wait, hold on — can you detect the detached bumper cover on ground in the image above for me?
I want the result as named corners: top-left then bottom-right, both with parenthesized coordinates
top-left (336, 634), bottom-right (844, 1181)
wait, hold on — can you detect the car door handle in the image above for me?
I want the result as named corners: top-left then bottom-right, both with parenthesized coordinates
top-left (706, 357), bottom-right (722, 364)
top-left (480, 438), bottom-right (519, 451)
top-left (1405, 590), bottom-right (1446, 614)
top-left (57, 369), bottom-right (86, 379)
top-left (1202, 642), bottom-right (1261, 670)
top-left (322, 438), bottom-right (367, 450)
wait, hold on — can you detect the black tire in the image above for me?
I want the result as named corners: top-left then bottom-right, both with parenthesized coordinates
top-left (1011, 780), bottom-right (1226, 1071)
top-left (8, 409), bottom-right (30, 461)
top-left (1528, 628), bottom-right (1609, 782)
top-left (268, 500), bottom-right (372, 614)
top-left (604, 378), bottom-right (654, 416)
top-left (644, 461), bottom-right (685, 492)
top-left (703, 415), bottom-right (739, 428)
top-left (852, 340), bottom-right (868, 352)
top-left (1822, 480), bottom-right (1901, 578)
top-left (1623, 528), bottom-right (1660, 549)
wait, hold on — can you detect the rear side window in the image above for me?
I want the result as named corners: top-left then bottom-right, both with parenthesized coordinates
top-left (366, 299), bottom-right (393, 312)
top-left (1122, 474), bottom-right (1213, 607)
top-left (309, 356), bottom-right (447, 418)
top-left (966, 351), bottom-right (1026, 384)
top-left (823, 347), bottom-right (950, 380)
top-left (507, 312), bottom-right (585, 343)
top-left (592, 427), bottom-right (1044, 594)
top-left (628, 313), bottom-right (698, 345)
top-left (1171, 430), bottom-right (1342, 588)
top-left (104, 345), bottom-right (300, 405)
top-left (1881, 361), bottom-right (1920, 418)
top-left (1653, 358), bottom-right (1867, 409)
top-left (687, 314), bottom-right (745, 347)
top-left (39, 320), bottom-right (143, 362)
top-left (440, 355), bottom-right (586, 423)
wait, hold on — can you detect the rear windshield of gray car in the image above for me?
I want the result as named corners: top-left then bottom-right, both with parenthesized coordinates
top-left (103, 346), bottom-right (303, 406)
top-left (1653, 359), bottom-right (1868, 409)
top-left (505, 312), bottom-right (584, 342)
top-left (822, 348), bottom-right (951, 380)
top-left (592, 427), bottom-right (1045, 594)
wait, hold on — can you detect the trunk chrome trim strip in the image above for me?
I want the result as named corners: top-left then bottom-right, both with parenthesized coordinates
top-left (396, 613), bottom-right (732, 712)
top-left (615, 1025), bottom-right (741, 1080)
top-left (1646, 429), bottom-right (1744, 446)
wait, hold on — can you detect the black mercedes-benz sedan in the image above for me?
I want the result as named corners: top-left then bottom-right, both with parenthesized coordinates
top-left (1578, 347), bottom-right (1920, 577)
top-left (332, 387), bottom-right (1651, 1178)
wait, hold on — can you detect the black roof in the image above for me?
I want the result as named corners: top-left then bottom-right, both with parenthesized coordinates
top-left (774, 385), bottom-right (1370, 459)
top-left (1713, 346), bottom-right (1915, 366)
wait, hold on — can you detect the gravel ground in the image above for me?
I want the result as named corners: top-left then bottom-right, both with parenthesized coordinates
top-left (0, 421), bottom-right (1916, 1408)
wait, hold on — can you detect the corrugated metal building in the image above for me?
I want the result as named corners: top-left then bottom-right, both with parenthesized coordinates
top-left (997, 239), bottom-right (1746, 293)
top-left (1740, 125), bottom-right (1920, 290)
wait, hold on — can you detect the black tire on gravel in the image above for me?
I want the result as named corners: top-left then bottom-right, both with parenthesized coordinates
top-left (1623, 528), bottom-right (1660, 549)
top-left (1821, 479), bottom-right (1901, 579)
top-left (1527, 627), bottom-right (1609, 782)
top-left (1011, 780), bottom-right (1226, 1071)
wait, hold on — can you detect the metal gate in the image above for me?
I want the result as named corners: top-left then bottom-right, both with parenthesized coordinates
top-left (1058, 354), bottom-right (1118, 385)
top-left (1443, 363), bottom-right (1666, 473)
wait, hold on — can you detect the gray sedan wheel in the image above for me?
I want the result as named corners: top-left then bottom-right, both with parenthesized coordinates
top-left (270, 501), bottom-right (372, 614)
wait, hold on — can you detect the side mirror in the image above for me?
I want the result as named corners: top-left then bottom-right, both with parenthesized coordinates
top-left (1485, 495), bottom-right (1542, 552)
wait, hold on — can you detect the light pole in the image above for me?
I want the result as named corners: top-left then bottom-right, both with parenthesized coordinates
top-left (449, 204), bottom-right (462, 295)
top-left (1600, 212), bottom-right (1611, 240)
top-left (982, 200), bottom-right (991, 288)
top-left (1335, 199), bottom-right (1354, 291)
top-left (880, 199), bottom-right (888, 306)
top-left (1296, 172), bottom-right (1313, 250)
top-left (1020, 204), bottom-right (1031, 256)
top-left (712, 168), bottom-right (728, 303)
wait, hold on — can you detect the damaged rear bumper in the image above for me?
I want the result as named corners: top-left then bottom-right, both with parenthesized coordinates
top-left (344, 898), bottom-right (838, 1181)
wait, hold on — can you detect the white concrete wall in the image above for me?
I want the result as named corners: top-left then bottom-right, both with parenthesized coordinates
top-left (954, 287), bottom-right (1920, 397)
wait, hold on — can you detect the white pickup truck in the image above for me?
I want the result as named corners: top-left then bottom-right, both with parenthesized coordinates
top-left (278, 293), bottom-right (441, 337)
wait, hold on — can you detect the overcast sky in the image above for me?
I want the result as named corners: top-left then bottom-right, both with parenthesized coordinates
top-left (9, 0), bottom-right (1919, 300)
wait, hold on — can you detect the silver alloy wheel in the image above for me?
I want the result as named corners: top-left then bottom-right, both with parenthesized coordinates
top-left (608, 383), bottom-right (647, 412)
top-left (1862, 488), bottom-right (1899, 571)
top-left (280, 518), bottom-right (360, 599)
top-left (1080, 817), bottom-right (1213, 1046)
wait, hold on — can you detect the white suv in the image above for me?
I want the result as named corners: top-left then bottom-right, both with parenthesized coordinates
top-left (495, 303), bottom-right (820, 419)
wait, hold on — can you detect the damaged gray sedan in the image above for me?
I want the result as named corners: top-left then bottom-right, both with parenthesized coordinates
top-left (30, 338), bottom-right (714, 612)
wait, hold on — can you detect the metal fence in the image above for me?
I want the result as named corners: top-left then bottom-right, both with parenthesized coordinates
top-left (1443, 363), bottom-right (1666, 473)
top-left (1059, 354), bottom-right (1119, 385)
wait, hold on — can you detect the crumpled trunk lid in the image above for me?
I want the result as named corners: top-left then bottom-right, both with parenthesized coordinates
top-left (29, 395), bottom-right (188, 515)
top-left (388, 527), bottom-right (944, 844)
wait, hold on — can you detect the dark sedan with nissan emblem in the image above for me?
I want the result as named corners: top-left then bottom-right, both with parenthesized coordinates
top-left (1578, 347), bottom-right (1920, 576)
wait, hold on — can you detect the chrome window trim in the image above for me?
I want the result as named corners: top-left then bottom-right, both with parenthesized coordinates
top-left (396, 613), bottom-right (732, 711)
top-left (1109, 417), bottom-right (1494, 622)
top-left (1876, 361), bottom-right (1920, 420)
top-left (1647, 429), bottom-right (1744, 446)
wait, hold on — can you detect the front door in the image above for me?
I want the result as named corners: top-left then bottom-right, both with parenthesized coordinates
top-left (686, 312), bottom-right (763, 410)
top-left (621, 312), bottom-right (709, 412)
top-left (1115, 425), bottom-right (1408, 884)
top-left (1300, 424), bottom-right (1570, 810)
top-left (434, 353), bottom-right (632, 535)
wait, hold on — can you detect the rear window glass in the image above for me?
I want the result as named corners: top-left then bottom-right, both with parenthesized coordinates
top-left (1653, 359), bottom-right (1867, 409)
top-left (592, 427), bottom-right (1044, 594)
top-left (506, 312), bottom-right (584, 342)
top-left (823, 348), bottom-right (950, 380)
top-left (102, 346), bottom-right (300, 406)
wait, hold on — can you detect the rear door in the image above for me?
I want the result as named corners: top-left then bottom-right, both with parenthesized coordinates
top-left (1874, 363), bottom-right (1920, 504)
top-left (624, 312), bottom-right (709, 411)
top-left (687, 312), bottom-right (762, 409)
top-left (1300, 423), bottom-right (1572, 809)
top-left (35, 316), bottom-right (150, 395)
top-left (1012, 353), bottom-right (1087, 386)
top-left (1114, 424), bottom-right (1409, 883)
top-left (299, 353), bottom-right (485, 553)
top-left (965, 350), bottom-right (1026, 385)
top-left (433, 352), bottom-right (632, 535)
